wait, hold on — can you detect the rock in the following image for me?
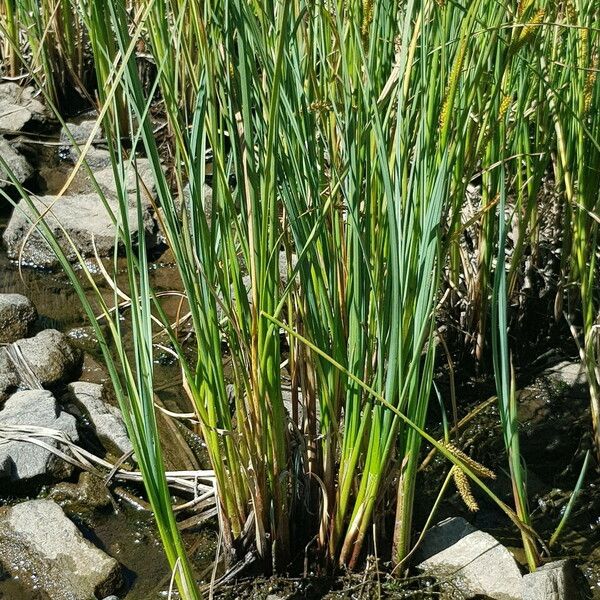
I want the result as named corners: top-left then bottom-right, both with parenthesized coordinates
top-left (0, 499), bottom-right (122, 599)
top-left (522, 559), bottom-right (587, 600)
top-left (0, 293), bottom-right (37, 344)
top-left (0, 83), bottom-right (48, 131)
top-left (415, 517), bottom-right (523, 600)
top-left (3, 193), bottom-right (157, 268)
top-left (0, 348), bottom-right (19, 404)
top-left (62, 382), bottom-right (132, 457)
top-left (77, 147), bottom-right (113, 171)
top-left (517, 361), bottom-right (591, 482)
top-left (49, 470), bottom-right (112, 513)
top-left (59, 116), bottom-right (104, 163)
top-left (11, 329), bottom-right (82, 387)
top-left (0, 390), bottom-right (79, 485)
top-left (180, 181), bottom-right (213, 216)
top-left (0, 137), bottom-right (33, 188)
top-left (67, 326), bottom-right (101, 354)
top-left (540, 361), bottom-right (587, 390)
top-left (93, 158), bottom-right (156, 198)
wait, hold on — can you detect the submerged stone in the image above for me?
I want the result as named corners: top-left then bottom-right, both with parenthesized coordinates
top-left (49, 470), bottom-right (113, 514)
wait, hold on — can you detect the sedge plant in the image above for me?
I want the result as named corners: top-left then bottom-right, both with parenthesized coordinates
top-left (4, 1), bottom-right (600, 598)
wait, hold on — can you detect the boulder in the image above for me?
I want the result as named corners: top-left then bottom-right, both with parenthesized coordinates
top-left (0, 348), bottom-right (19, 404)
top-left (0, 293), bottom-right (37, 344)
top-left (0, 83), bottom-right (48, 132)
top-left (11, 329), bottom-right (82, 387)
top-left (0, 499), bottom-right (122, 600)
top-left (62, 382), bottom-right (132, 457)
top-left (522, 559), bottom-right (587, 600)
top-left (0, 390), bottom-right (79, 484)
top-left (3, 193), bottom-right (157, 268)
top-left (415, 517), bottom-right (524, 600)
top-left (0, 136), bottom-right (33, 188)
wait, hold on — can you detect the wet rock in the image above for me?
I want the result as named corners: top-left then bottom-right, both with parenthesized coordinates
top-left (0, 348), bottom-right (19, 403)
top-left (3, 193), bottom-right (157, 268)
top-left (0, 499), bottom-right (122, 600)
top-left (415, 517), bottom-right (523, 600)
top-left (67, 326), bottom-right (101, 354)
top-left (522, 559), bottom-right (587, 600)
top-left (80, 352), bottom-right (110, 386)
top-left (0, 83), bottom-right (48, 131)
top-left (78, 147), bottom-right (113, 171)
top-left (11, 329), bottom-right (82, 387)
top-left (180, 181), bottom-right (213, 216)
top-left (62, 382), bottom-right (132, 457)
top-left (517, 361), bottom-right (591, 483)
top-left (539, 360), bottom-right (587, 391)
top-left (49, 470), bottom-right (112, 513)
top-left (59, 116), bottom-right (104, 163)
top-left (0, 293), bottom-right (37, 344)
top-left (0, 136), bottom-right (33, 188)
top-left (0, 390), bottom-right (79, 484)
top-left (94, 158), bottom-right (156, 198)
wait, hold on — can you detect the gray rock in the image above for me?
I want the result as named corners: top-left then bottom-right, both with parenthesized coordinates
top-left (0, 83), bottom-right (48, 131)
top-left (155, 181), bottom-right (213, 245)
top-left (0, 390), bottom-right (79, 484)
top-left (0, 293), bottom-right (37, 344)
top-left (78, 147), bottom-right (113, 171)
top-left (415, 517), bottom-right (523, 600)
top-left (11, 329), bottom-right (82, 387)
top-left (0, 137), bottom-right (33, 188)
top-left (3, 193), bottom-right (157, 268)
top-left (180, 181), bottom-right (213, 216)
top-left (0, 499), bottom-right (122, 599)
top-left (0, 348), bottom-right (19, 403)
top-left (59, 116), bottom-right (104, 163)
top-left (93, 158), bottom-right (156, 199)
top-left (522, 559), bottom-right (585, 600)
top-left (62, 382), bottom-right (132, 456)
top-left (541, 361), bottom-right (587, 389)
